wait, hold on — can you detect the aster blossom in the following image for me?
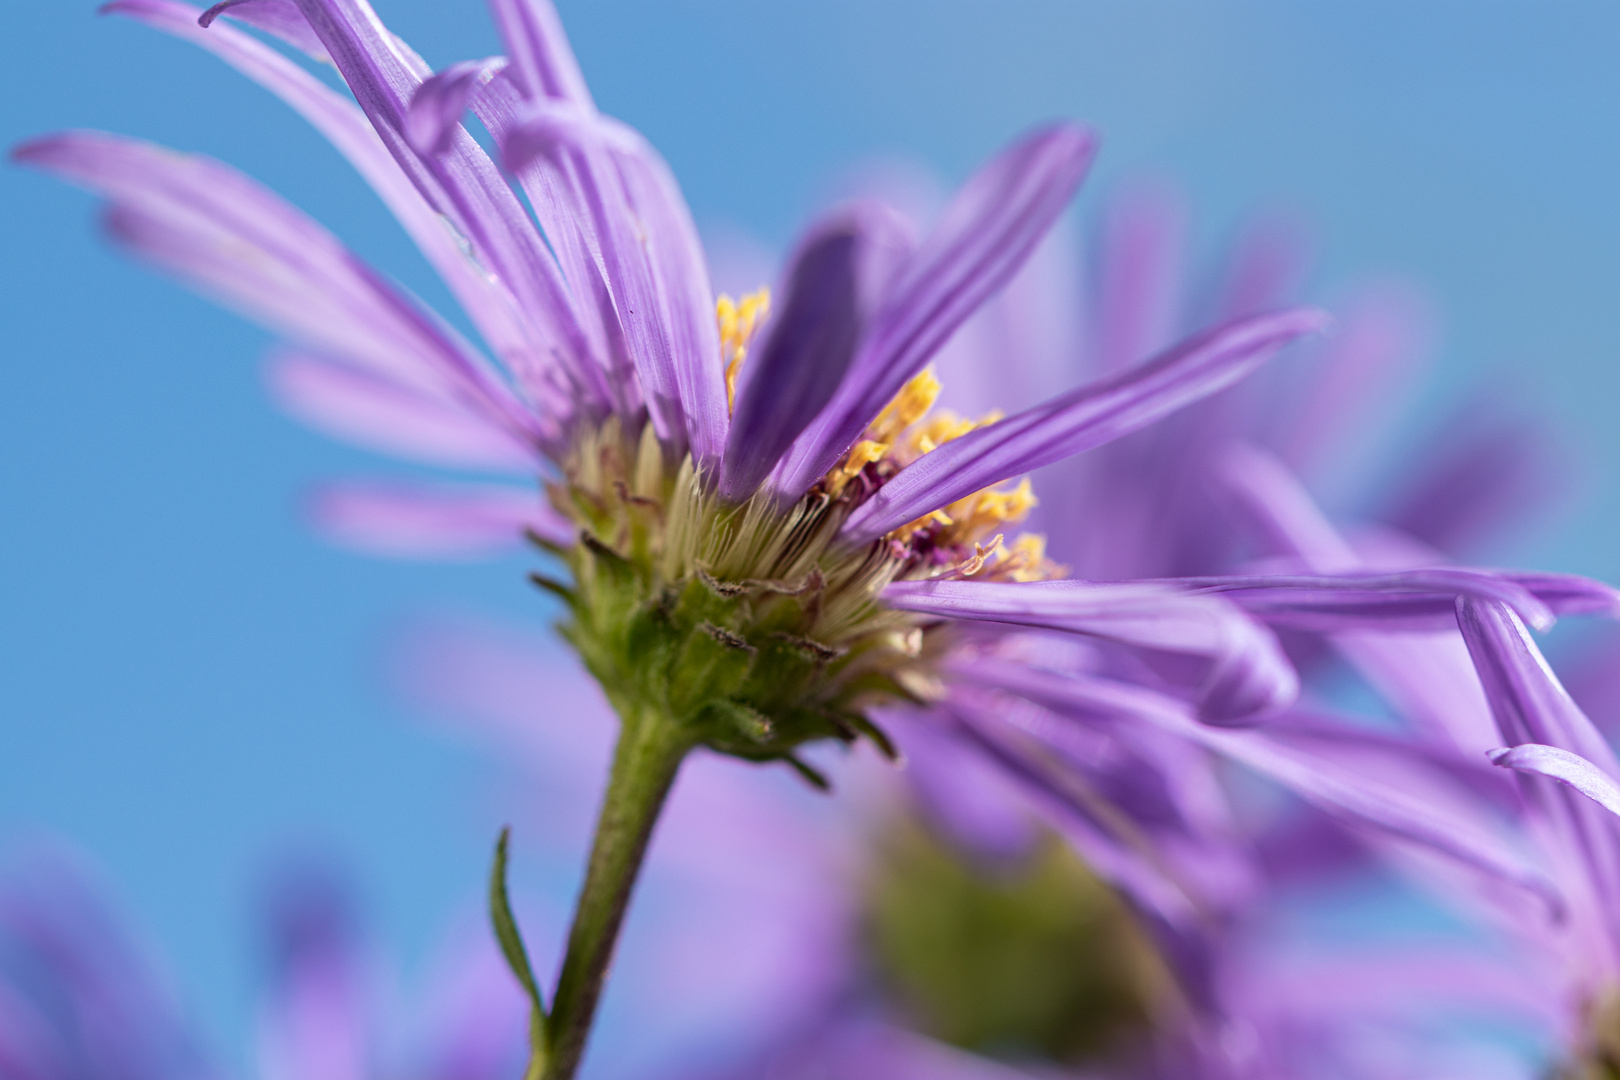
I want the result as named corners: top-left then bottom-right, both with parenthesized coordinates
top-left (14, 0), bottom-right (1344, 1073)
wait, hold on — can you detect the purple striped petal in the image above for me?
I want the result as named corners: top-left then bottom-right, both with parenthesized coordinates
top-left (196, 0), bottom-right (327, 57)
top-left (266, 351), bottom-right (540, 470)
top-left (502, 105), bottom-right (687, 451)
top-left (1489, 743), bottom-right (1620, 819)
top-left (486, 0), bottom-right (593, 106)
top-left (14, 131), bottom-right (531, 436)
top-left (719, 210), bottom-right (875, 501)
top-left (960, 659), bottom-right (1563, 915)
top-left (308, 481), bottom-right (566, 558)
top-left (1455, 598), bottom-right (1620, 774)
top-left (842, 308), bottom-right (1328, 544)
top-left (884, 578), bottom-right (1297, 724)
top-left (614, 138), bottom-right (731, 470)
top-left (771, 124), bottom-right (1098, 498)
top-left (110, 1), bottom-right (570, 413)
top-left (289, 0), bottom-right (598, 402)
top-left (406, 58), bottom-right (507, 157)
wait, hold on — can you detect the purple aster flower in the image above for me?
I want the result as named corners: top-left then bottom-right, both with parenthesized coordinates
top-left (18, 3), bottom-right (1342, 1071)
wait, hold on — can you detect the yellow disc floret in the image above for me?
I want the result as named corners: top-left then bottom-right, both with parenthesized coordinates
top-left (716, 287), bottom-right (771, 413)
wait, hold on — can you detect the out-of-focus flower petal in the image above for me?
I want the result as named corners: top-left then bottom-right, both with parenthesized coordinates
top-left (307, 481), bottom-right (564, 558)
top-left (884, 578), bottom-right (1298, 724)
top-left (12, 131), bottom-right (534, 441)
top-left (268, 351), bottom-right (541, 471)
top-left (958, 659), bottom-right (1564, 918)
top-left (772, 124), bottom-right (1097, 499)
top-left (1094, 182), bottom-right (1186, 372)
top-left (842, 309), bottom-right (1328, 544)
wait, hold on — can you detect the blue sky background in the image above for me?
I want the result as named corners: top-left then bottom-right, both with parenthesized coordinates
top-left (6, 0), bottom-right (1620, 1066)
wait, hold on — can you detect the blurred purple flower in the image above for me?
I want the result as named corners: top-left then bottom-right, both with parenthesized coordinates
top-left (0, 849), bottom-right (218, 1080)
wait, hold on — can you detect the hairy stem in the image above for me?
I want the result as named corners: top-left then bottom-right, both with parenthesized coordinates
top-left (542, 701), bottom-right (693, 1080)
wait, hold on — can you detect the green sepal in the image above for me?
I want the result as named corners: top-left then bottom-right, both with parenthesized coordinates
top-left (489, 827), bottom-right (549, 1080)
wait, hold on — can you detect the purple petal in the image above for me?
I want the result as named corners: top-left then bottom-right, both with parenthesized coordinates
top-left (1094, 182), bottom-right (1186, 372)
top-left (1212, 211), bottom-right (1309, 322)
top-left (1455, 598), bottom-right (1620, 774)
top-left (15, 132), bottom-right (536, 445)
top-left (486, 0), bottom-right (593, 106)
top-left (771, 124), bottom-right (1098, 498)
top-left (1214, 444), bottom-right (1512, 756)
top-left (609, 129), bottom-right (731, 468)
top-left (266, 351), bottom-right (541, 470)
top-left (1272, 283), bottom-right (1431, 476)
top-left (109, 1), bottom-right (566, 410)
top-left (406, 58), bottom-right (507, 157)
top-left (718, 208), bottom-right (887, 501)
top-left (289, 0), bottom-right (598, 403)
top-left (258, 863), bottom-right (368, 1080)
top-left (1380, 395), bottom-right (1566, 560)
top-left (883, 578), bottom-right (1298, 724)
top-left (308, 481), bottom-right (565, 558)
top-left (195, 0), bottom-right (328, 58)
top-left (960, 659), bottom-right (1563, 915)
top-left (1174, 568), bottom-right (1566, 633)
top-left (501, 104), bottom-right (692, 454)
top-left (842, 308), bottom-right (1329, 544)
top-left (1489, 743), bottom-right (1620, 819)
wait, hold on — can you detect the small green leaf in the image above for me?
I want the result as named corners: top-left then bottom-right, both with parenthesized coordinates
top-left (489, 828), bottom-right (549, 1078)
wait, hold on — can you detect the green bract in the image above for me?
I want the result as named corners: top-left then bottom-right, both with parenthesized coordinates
top-left (540, 419), bottom-right (957, 780)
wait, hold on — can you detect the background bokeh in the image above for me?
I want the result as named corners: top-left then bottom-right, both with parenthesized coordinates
top-left (5, 0), bottom-right (1620, 1065)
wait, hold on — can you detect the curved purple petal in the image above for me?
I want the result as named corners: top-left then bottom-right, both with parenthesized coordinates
top-left (1456, 598), bottom-right (1620, 775)
top-left (771, 123), bottom-right (1098, 498)
top-left (1490, 743), bottom-right (1620, 819)
top-left (843, 308), bottom-right (1329, 544)
top-left (308, 481), bottom-right (566, 558)
top-left (267, 351), bottom-right (541, 470)
top-left (195, 0), bottom-right (328, 58)
top-left (406, 58), bottom-right (507, 158)
top-left (884, 578), bottom-right (1298, 724)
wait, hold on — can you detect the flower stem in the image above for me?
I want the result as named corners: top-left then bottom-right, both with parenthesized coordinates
top-left (542, 700), bottom-right (693, 1080)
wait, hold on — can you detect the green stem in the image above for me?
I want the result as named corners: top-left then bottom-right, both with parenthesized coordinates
top-left (542, 700), bottom-right (692, 1080)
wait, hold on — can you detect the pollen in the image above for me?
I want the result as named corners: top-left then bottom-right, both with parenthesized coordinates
top-left (826, 439), bottom-right (888, 496)
top-left (902, 408), bottom-right (1004, 460)
top-left (869, 368), bottom-right (942, 446)
top-left (992, 533), bottom-right (1060, 582)
top-left (716, 287), bottom-right (771, 413)
top-left (944, 478), bottom-right (1038, 542)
